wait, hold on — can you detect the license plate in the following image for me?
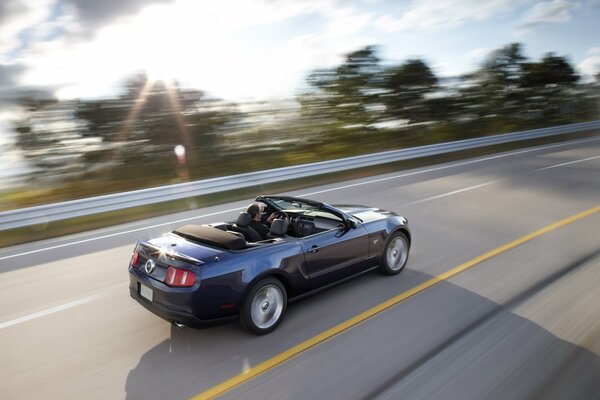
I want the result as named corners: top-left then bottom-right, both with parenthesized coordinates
top-left (140, 284), bottom-right (153, 302)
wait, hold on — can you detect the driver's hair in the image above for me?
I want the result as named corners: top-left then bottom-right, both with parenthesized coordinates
top-left (246, 203), bottom-right (261, 218)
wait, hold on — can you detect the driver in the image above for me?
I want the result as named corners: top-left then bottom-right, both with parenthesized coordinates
top-left (246, 203), bottom-right (277, 240)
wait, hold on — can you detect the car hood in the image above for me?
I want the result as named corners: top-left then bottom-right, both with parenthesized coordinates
top-left (333, 204), bottom-right (400, 222)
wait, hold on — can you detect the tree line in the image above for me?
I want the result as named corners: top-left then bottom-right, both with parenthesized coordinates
top-left (8, 42), bottom-right (600, 206)
top-left (300, 43), bottom-right (596, 133)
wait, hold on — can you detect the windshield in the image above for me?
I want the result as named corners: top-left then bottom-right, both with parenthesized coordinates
top-left (264, 197), bottom-right (321, 212)
top-left (262, 196), bottom-right (349, 223)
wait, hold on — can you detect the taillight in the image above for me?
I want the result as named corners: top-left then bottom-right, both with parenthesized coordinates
top-left (131, 251), bottom-right (140, 267)
top-left (165, 266), bottom-right (196, 287)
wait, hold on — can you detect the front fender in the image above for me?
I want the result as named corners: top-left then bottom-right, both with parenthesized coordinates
top-left (363, 216), bottom-right (410, 259)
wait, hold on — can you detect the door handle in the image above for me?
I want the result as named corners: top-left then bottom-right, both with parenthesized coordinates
top-left (307, 245), bottom-right (319, 254)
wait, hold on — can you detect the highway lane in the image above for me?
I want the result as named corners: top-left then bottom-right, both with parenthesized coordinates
top-left (219, 214), bottom-right (600, 400)
top-left (3, 135), bottom-right (600, 270)
top-left (1, 136), bottom-right (599, 399)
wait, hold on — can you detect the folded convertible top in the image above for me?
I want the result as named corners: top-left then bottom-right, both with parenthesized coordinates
top-left (173, 224), bottom-right (246, 251)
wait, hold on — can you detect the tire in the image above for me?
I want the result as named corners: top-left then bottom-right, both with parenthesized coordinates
top-left (240, 277), bottom-right (287, 335)
top-left (380, 231), bottom-right (410, 275)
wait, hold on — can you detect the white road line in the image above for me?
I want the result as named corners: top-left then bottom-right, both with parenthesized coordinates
top-left (2, 136), bottom-right (600, 261)
top-left (537, 155), bottom-right (600, 171)
top-left (402, 181), bottom-right (497, 206)
top-left (0, 294), bottom-right (104, 330)
top-left (0, 207), bottom-right (245, 261)
top-left (302, 136), bottom-right (600, 197)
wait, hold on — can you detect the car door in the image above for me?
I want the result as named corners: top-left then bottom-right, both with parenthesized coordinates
top-left (301, 224), bottom-right (370, 289)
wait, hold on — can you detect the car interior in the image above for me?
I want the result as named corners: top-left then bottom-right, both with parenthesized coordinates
top-left (173, 199), bottom-right (350, 250)
top-left (208, 202), bottom-right (345, 242)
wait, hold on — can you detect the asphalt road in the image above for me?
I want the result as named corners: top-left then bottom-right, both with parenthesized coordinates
top-left (1, 136), bottom-right (600, 400)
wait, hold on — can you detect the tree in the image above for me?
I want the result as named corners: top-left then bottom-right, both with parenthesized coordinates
top-left (13, 72), bottom-right (240, 190)
top-left (484, 43), bottom-right (527, 86)
top-left (520, 53), bottom-right (580, 122)
top-left (522, 53), bottom-right (578, 88)
top-left (381, 59), bottom-right (438, 123)
top-left (468, 43), bottom-right (528, 119)
top-left (302, 45), bottom-right (383, 129)
top-left (73, 73), bottom-right (240, 179)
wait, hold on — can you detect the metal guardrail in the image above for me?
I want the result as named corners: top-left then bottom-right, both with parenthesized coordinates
top-left (2, 120), bottom-right (600, 230)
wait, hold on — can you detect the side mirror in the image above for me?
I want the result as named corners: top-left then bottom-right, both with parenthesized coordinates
top-left (345, 218), bottom-right (357, 229)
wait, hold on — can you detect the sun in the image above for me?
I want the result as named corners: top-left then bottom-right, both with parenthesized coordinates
top-left (137, 34), bottom-right (185, 85)
top-left (145, 63), bottom-right (179, 84)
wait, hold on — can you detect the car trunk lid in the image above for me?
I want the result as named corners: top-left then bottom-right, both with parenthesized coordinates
top-left (135, 233), bottom-right (223, 283)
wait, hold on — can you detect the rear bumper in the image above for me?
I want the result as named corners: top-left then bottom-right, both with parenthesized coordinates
top-left (129, 269), bottom-right (240, 328)
top-left (129, 287), bottom-right (236, 327)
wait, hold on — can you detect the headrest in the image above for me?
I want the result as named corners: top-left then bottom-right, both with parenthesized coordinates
top-left (269, 219), bottom-right (288, 236)
top-left (236, 212), bottom-right (252, 227)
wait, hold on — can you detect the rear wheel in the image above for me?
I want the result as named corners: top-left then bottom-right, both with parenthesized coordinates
top-left (380, 231), bottom-right (410, 275)
top-left (241, 278), bottom-right (287, 335)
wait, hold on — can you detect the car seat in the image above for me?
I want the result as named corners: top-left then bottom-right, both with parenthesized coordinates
top-left (267, 218), bottom-right (289, 239)
top-left (231, 212), bottom-right (262, 242)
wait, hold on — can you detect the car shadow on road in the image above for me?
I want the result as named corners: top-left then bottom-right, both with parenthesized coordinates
top-left (124, 260), bottom-right (600, 400)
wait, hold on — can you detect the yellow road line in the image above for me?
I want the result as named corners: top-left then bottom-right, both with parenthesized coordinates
top-left (191, 204), bottom-right (600, 400)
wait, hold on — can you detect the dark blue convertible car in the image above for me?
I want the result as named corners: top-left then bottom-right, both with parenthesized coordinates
top-left (129, 196), bottom-right (410, 334)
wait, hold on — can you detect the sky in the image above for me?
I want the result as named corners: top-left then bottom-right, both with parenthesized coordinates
top-left (0, 0), bottom-right (599, 104)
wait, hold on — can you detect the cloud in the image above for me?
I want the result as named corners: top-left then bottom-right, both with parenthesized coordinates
top-left (0, 64), bottom-right (26, 88)
top-left (586, 47), bottom-right (600, 56)
top-left (578, 55), bottom-right (600, 78)
top-left (375, 0), bottom-right (522, 32)
top-left (0, 0), bottom-right (55, 61)
top-left (62, 0), bottom-right (176, 37)
top-left (0, 0), bottom-right (180, 62)
top-left (3, 0), bottom-right (590, 103)
top-left (433, 47), bottom-right (493, 77)
top-left (0, 1), bottom-right (26, 25)
top-left (518, 0), bottom-right (575, 29)
top-left (324, 7), bottom-right (374, 38)
top-left (0, 63), bottom-right (56, 108)
top-left (11, 0), bottom-right (377, 101)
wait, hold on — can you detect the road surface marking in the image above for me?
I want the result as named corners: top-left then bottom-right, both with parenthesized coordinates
top-left (190, 203), bottom-right (600, 400)
top-left (0, 207), bottom-right (244, 261)
top-left (302, 136), bottom-right (600, 196)
top-left (2, 136), bottom-right (600, 261)
top-left (402, 181), bottom-right (497, 206)
top-left (537, 154), bottom-right (600, 171)
top-left (0, 294), bottom-right (104, 330)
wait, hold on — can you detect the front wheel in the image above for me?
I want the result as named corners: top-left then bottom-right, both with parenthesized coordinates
top-left (240, 278), bottom-right (287, 335)
top-left (380, 231), bottom-right (410, 275)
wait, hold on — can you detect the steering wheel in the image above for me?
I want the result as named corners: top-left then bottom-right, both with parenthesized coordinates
top-left (273, 211), bottom-right (289, 221)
